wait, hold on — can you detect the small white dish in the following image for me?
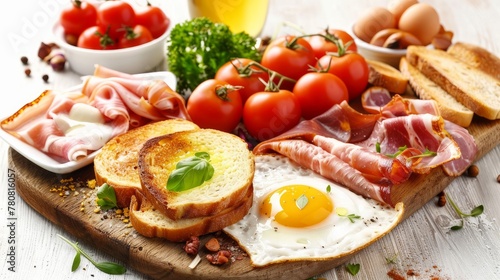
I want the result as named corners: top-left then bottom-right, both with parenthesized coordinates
top-left (1, 71), bottom-right (176, 174)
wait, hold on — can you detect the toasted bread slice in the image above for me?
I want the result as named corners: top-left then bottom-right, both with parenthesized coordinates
top-left (130, 187), bottom-right (253, 242)
top-left (406, 45), bottom-right (500, 120)
top-left (366, 59), bottom-right (408, 94)
top-left (94, 119), bottom-right (199, 208)
top-left (138, 129), bottom-right (254, 220)
top-left (447, 42), bottom-right (500, 81)
top-left (399, 57), bottom-right (474, 127)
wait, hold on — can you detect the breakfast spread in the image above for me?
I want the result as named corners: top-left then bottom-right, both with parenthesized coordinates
top-left (3, 1), bottom-right (500, 279)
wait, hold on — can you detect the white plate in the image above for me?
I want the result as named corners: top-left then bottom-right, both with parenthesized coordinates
top-left (1, 71), bottom-right (177, 174)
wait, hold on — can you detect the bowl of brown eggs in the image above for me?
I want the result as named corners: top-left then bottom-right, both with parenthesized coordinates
top-left (352, 0), bottom-right (453, 68)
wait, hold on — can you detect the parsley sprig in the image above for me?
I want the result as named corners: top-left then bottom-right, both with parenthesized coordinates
top-left (58, 234), bottom-right (126, 275)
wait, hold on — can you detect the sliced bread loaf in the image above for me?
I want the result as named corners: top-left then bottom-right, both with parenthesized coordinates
top-left (94, 119), bottom-right (199, 208)
top-left (129, 187), bottom-right (253, 242)
top-left (406, 45), bottom-right (500, 120)
top-left (399, 57), bottom-right (474, 127)
top-left (138, 129), bottom-right (254, 220)
top-left (447, 42), bottom-right (500, 81)
top-left (366, 59), bottom-right (409, 94)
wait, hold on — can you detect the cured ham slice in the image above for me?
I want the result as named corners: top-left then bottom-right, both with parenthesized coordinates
top-left (442, 121), bottom-right (478, 176)
top-left (254, 139), bottom-right (392, 205)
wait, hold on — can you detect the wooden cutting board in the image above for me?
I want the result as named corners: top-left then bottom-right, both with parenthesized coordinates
top-left (9, 116), bottom-right (500, 280)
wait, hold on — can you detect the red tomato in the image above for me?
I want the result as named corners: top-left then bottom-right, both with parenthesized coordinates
top-left (134, 4), bottom-right (170, 38)
top-left (118, 25), bottom-right (153, 48)
top-left (215, 58), bottom-right (268, 104)
top-left (316, 53), bottom-right (369, 101)
top-left (260, 35), bottom-right (316, 91)
top-left (77, 25), bottom-right (117, 50)
top-left (293, 72), bottom-right (349, 119)
top-left (243, 90), bottom-right (302, 141)
top-left (97, 1), bottom-right (136, 40)
top-left (60, 0), bottom-right (97, 37)
top-left (307, 29), bottom-right (358, 60)
top-left (187, 79), bottom-right (243, 133)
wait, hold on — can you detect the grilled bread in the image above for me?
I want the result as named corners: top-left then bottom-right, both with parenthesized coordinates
top-left (399, 57), bottom-right (474, 127)
top-left (406, 45), bottom-right (500, 120)
top-left (366, 59), bottom-right (409, 94)
top-left (94, 119), bottom-right (199, 208)
top-left (447, 42), bottom-right (500, 81)
top-left (138, 129), bottom-right (254, 220)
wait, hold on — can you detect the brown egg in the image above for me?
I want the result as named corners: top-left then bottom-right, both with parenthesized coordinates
top-left (387, 0), bottom-right (419, 24)
top-left (398, 3), bottom-right (440, 45)
top-left (354, 6), bottom-right (396, 43)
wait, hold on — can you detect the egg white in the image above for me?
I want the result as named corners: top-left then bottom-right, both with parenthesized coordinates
top-left (224, 154), bottom-right (404, 267)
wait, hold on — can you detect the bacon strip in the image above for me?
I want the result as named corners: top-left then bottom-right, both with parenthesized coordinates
top-left (255, 139), bottom-right (392, 205)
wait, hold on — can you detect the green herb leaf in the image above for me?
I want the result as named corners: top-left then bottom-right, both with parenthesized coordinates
top-left (338, 211), bottom-right (361, 223)
top-left (58, 234), bottom-right (126, 275)
top-left (167, 152), bottom-right (215, 192)
top-left (407, 148), bottom-right (437, 159)
top-left (446, 193), bottom-right (484, 218)
top-left (385, 145), bottom-right (408, 158)
top-left (375, 142), bottom-right (381, 153)
top-left (296, 194), bottom-right (309, 210)
top-left (346, 263), bottom-right (360, 275)
top-left (385, 253), bottom-right (398, 264)
top-left (96, 183), bottom-right (118, 211)
top-left (450, 219), bottom-right (464, 231)
top-left (326, 185), bottom-right (331, 193)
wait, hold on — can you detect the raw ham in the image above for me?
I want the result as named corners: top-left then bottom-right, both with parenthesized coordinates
top-left (1, 65), bottom-right (190, 162)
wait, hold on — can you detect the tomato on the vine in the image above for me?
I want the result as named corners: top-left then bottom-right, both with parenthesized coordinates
top-left (215, 58), bottom-right (268, 104)
top-left (134, 3), bottom-right (170, 38)
top-left (60, 0), bottom-right (97, 37)
top-left (243, 89), bottom-right (302, 142)
top-left (293, 72), bottom-right (349, 119)
top-left (118, 25), bottom-right (153, 48)
top-left (307, 29), bottom-right (358, 60)
top-left (77, 25), bottom-right (117, 50)
top-left (97, 0), bottom-right (136, 40)
top-left (316, 52), bottom-right (369, 101)
top-left (187, 79), bottom-right (243, 133)
top-left (260, 35), bottom-right (316, 91)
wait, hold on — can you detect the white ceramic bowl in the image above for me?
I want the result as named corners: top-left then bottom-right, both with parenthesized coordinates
top-left (52, 22), bottom-right (169, 75)
top-left (351, 29), bottom-right (407, 69)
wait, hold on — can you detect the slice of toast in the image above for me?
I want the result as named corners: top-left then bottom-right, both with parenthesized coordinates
top-left (366, 59), bottom-right (408, 94)
top-left (129, 187), bottom-right (253, 242)
top-left (138, 129), bottom-right (254, 220)
top-left (447, 42), bottom-right (500, 81)
top-left (399, 57), bottom-right (474, 127)
top-left (406, 45), bottom-right (500, 120)
top-left (93, 119), bottom-right (199, 208)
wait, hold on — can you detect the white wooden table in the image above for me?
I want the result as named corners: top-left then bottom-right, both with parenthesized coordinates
top-left (1, 1), bottom-right (499, 279)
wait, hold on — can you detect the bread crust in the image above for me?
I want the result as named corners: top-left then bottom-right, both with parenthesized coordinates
top-left (138, 129), bottom-right (255, 220)
top-left (448, 42), bottom-right (500, 81)
top-left (367, 59), bottom-right (408, 94)
top-left (406, 45), bottom-right (500, 120)
top-left (399, 57), bottom-right (474, 127)
top-left (93, 119), bottom-right (200, 208)
top-left (130, 187), bottom-right (253, 242)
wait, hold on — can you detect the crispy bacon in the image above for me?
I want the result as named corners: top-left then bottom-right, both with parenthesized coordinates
top-left (255, 139), bottom-right (392, 205)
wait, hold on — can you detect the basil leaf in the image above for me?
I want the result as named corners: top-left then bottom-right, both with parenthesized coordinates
top-left (96, 183), bottom-right (118, 210)
top-left (167, 152), bottom-right (215, 192)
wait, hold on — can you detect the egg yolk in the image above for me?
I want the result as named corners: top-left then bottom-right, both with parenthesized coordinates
top-left (259, 184), bottom-right (333, 227)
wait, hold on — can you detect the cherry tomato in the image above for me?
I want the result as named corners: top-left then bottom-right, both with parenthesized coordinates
top-left (293, 72), bottom-right (349, 119)
top-left (215, 58), bottom-right (268, 104)
top-left (307, 29), bottom-right (358, 60)
top-left (118, 25), bottom-right (153, 48)
top-left (60, 0), bottom-right (97, 37)
top-left (187, 79), bottom-right (243, 133)
top-left (243, 89), bottom-right (302, 141)
top-left (316, 53), bottom-right (369, 101)
top-left (77, 25), bottom-right (117, 50)
top-left (260, 35), bottom-right (316, 91)
top-left (97, 1), bottom-right (136, 40)
top-left (134, 4), bottom-right (170, 38)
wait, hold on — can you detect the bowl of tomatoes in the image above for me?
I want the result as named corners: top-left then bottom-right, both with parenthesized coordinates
top-left (53, 0), bottom-right (171, 75)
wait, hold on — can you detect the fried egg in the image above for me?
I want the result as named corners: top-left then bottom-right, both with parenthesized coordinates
top-left (224, 154), bottom-right (404, 267)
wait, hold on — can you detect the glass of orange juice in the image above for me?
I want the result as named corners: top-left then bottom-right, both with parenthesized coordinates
top-left (188, 0), bottom-right (269, 37)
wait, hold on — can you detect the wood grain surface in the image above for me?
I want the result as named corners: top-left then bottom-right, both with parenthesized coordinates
top-left (9, 115), bottom-right (499, 280)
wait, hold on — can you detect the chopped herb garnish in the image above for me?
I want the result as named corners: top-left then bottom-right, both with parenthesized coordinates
top-left (167, 152), bottom-right (214, 192)
top-left (58, 234), bottom-right (126, 275)
top-left (445, 193), bottom-right (483, 230)
top-left (375, 142), bottom-right (381, 153)
top-left (339, 213), bottom-right (361, 223)
top-left (96, 183), bottom-right (118, 211)
top-left (326, 184), bottom-right (331, 193)
top-left (407, 148), bottom-right (437, 159)
top-left (296, 194), bottom-right (309, 210)
top-left (385, 145), bottom-right (408, 158)
top-left (346, 263), bottom-right (360, 275)
top-left (385, 253), bottom-right (398, 264)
